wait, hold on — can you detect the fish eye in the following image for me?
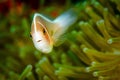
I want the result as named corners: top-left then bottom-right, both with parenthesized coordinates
top-left (43, 29), bottom-right (46, 34)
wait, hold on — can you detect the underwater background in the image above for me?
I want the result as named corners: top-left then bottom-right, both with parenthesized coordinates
top-left (0, 0), bottom-right (120, 80)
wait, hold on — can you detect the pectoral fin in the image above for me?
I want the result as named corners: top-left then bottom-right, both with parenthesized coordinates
top-left (53, 33), bottom-right (67, 46)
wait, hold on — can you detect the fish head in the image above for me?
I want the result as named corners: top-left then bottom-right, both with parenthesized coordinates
top-left (30, 13), bottom-right (53, 53)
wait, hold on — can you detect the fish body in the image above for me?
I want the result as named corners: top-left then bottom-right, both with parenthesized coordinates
top-left (30, 8), bottom-right (78, 53)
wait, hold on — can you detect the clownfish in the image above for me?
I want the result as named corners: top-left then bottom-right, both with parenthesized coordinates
top-left (30, 8), bottom-right (78, 53)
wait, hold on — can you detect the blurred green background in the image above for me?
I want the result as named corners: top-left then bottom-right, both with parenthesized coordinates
top-left (1, 0), bottom-right (120, 80)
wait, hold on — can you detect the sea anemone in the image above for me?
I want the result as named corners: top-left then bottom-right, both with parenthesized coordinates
top-left (0, 0), bottom-right (120, 80)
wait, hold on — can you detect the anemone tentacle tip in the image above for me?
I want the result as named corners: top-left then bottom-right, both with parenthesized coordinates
top-left (107, 39), bottom-right (113, 44)
top-left (85, 67), bottom-right (91, 72)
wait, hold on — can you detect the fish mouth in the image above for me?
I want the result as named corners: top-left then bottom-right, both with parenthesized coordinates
top-left (37, 40), bottom-right (42, 42)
